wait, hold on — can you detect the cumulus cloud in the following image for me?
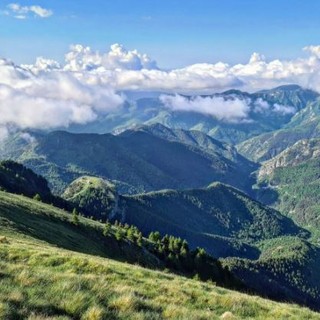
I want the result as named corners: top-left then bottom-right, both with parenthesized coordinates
top-left (6, 3), bottom-right (53, 19)
top-left (17, 43), bottom-right (320, 94)
top-left (49, 43), bottom-right (320, 94)
top-left (160, 94), bottom-right (251, 123)
top-left (64, 44), bottom-right (157, 71)
top-left (0, 57), bottom-right (124, 136)
top-left (22, 57), bottom-right (61, 73)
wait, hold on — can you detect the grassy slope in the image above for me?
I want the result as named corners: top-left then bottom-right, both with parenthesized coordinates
top-left (0, 191), bottom-right (160, 267)
top-left (0, 225), bottom-right (319, 319)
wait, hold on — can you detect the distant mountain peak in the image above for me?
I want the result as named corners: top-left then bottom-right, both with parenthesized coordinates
top-left (257, 84), bottom-right (318, 94)
top-left (272, 84), bottom-right (303, 91)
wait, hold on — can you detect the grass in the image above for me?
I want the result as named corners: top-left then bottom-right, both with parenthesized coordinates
top-left (0, 190), bottom-right (162, 270)
top-left (0, 237), bottom-right (319, 320)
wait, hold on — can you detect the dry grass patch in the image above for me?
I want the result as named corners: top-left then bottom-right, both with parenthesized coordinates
top-left (81, 305), bottom-right (106, 320)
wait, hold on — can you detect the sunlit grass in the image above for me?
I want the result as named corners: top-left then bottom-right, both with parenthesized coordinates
top-left (0, 237), bottom-right (318, 320)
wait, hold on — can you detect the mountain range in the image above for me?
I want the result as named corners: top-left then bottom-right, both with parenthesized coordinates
top-left (0, 126), bottom-right (256, 195)
top-left (63, 176), bottom-right (306, 259)
top-left (66, 85), bottom-right (319, 145)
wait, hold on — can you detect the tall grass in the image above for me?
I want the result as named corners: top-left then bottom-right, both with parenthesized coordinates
top-left (0, 237), bottom-right (318, 320)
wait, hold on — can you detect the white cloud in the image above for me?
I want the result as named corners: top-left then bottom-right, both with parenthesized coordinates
top-left (22, 57), bottom-right (61, 73)
top-left (64, 43), bottom-right (157, 71)
top-left (273, 104), bottom-right (296, 115)
top-left (16, 43), bottom-right (320, 95)
top-left (1, 43), bottom-right (320, 135)
top-left (253, 98), bottom-right (271, 113)
top-left (0, 57), bottom-right (124, 134)
top-left (253, 98), bottom-right (295, 115)
top-left (160, 94), bottom-right (251, 123)
top-left (304, 45), bottom-right (320, 59)
top-left (50, 43), bottom-right (320, 94)
top-left (20, 132), bottom-right (36, 144)
top-left (6, 3), bottom-right (53, 19)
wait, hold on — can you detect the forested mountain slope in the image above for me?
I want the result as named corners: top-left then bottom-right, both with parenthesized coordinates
top-left (255, 139), bottom-right (320, 233)
top-left (0, 129), bottom-right (256, 195)
top-left (63, 176), bottom-right (307, 259)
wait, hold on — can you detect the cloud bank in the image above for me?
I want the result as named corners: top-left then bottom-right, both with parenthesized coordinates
top-left (47, 44), bottom-right (320, 94)
top-left (6, 3), bottom-right (53, 19)
top-left (1, 43), bottom-right (320, 134)
top-left (160, 95), bottom-right (251, 123)
top-left (0, 57), bottom-right (124, 138)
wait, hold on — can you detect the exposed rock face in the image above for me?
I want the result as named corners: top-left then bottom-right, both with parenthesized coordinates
top-left (258, 139), bottom-right (320, 179)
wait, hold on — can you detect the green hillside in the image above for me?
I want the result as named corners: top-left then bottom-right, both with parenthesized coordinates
top-left (224, 237), bottom-right (320, 311)
top-left (0, 160), bottom-right (51, 199)
top-left (0, 191), bottom-right (157, 266)
top-left (0, 160), bottom-right (70, 210)
top-left (1, 187), bottom-right (246, 287)
top-left (0, 191), bottom-right (319, 319)
top-left (62, 175), bottom-right (320, 311)
top-left (123, 123), bottom-right (257, 168)
top-left (122, 183), bottom-right (304, 245)
top-left (63, 177), bottom-right (307, 259)
top-left (63, 176), bottom-right (117, 219)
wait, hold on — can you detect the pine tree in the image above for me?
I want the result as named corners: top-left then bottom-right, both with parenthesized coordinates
top-left (136, 232), bottom-right (143, 247)
top-left (115, 228), bottom-right (124, 241)
top-left (126, 227), bottom-right (135, 242)
top-left (33, 193), bottom-right (41, 202)
top-left (103, 221), bottom-right (111, 236)
top-left (148, 231), bottom-right (161, 243)
top-left (72, 208), bottom-right (79, 225)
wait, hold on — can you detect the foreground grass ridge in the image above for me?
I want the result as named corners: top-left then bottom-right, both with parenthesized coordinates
top-left (0, 237), bottom-right (319, 320)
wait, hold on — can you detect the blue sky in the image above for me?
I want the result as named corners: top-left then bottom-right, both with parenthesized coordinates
top-left (1, 0), bottom-right (320, 68)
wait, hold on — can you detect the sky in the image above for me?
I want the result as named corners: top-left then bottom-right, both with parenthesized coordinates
top-left (1, 0), bottom-right (320, 68)
top-left (2, 0), bottom-right (320, 137)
